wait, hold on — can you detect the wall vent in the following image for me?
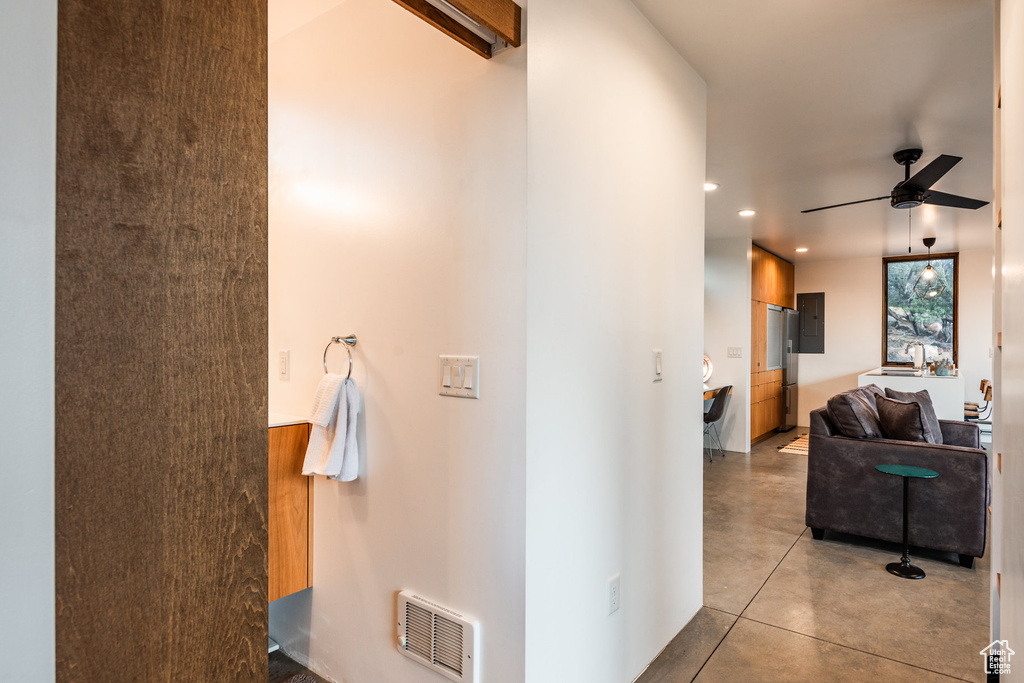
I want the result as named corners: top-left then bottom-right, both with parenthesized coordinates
top-left (397, 591), bottom-right (479, 682)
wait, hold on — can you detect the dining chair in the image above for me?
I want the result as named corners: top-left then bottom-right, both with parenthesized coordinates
top-left (704, 385), bottom-right (732, 461)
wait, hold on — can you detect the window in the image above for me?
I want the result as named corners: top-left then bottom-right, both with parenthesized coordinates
top-left (882, 252), bottom-right (958, 366)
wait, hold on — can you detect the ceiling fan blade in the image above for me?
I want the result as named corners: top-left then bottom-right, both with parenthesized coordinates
top-left (923, 190), bottom-right (989, 210)
top-left (801, 196), bottom-right (889, 214)
top-left (904, 154), bottom-right (961, 190)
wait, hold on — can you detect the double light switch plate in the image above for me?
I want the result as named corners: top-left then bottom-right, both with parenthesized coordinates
top-left (439, 355), bottom-right (480, 398)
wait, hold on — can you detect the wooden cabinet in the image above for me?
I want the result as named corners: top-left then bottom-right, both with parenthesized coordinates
top-left (751, 301), bottom-right (767, 373)
top-left (751, 246), bottom-right (764, 302)
top-left (750, 369), bottom-right (783, 440)
top-left (750, 245), bottom-right (794, 442)
top-left (780, 259), bottom-right (795, 310)
top-left (751, 245), bottom-right (795, 309)
top-left (269, 423), bottom-right (313, 602)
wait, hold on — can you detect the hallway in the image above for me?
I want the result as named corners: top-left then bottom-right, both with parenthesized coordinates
top-left (639, 431), bottom-right (990, 682)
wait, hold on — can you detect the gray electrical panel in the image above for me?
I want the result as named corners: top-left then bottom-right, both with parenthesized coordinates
top-left (797, 292), bottom-right (825, 354)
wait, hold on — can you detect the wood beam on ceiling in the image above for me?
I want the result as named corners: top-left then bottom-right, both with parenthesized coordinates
top-left (455, 0), bottom-right (521, 46)
top-left (392, 0), bottom-right (521, 59)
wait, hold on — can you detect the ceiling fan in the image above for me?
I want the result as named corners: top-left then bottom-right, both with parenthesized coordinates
top-left (801, 148), bottom-right (989, 214)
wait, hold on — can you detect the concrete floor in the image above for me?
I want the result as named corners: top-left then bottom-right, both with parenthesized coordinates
top-left (638, 430), bottom-right (991, 683)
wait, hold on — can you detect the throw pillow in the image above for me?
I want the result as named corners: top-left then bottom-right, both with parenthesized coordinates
top-left (876, 395), bottom-right (933, 443)
top-left (858, 384), bottom-right (885, 410)
top-left (883, 387), bottom-right (943, 444)
top-left (826, 388), bottom-right (884, 439)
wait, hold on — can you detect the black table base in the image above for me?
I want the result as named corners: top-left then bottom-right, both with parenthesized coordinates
top-left (886, 558), bottom-right (926, 579)
top-left (888, 475), bottom-right (925, 580)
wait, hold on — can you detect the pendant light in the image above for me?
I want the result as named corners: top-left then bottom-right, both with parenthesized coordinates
top-left (913, 237), bottom-right (947, 300)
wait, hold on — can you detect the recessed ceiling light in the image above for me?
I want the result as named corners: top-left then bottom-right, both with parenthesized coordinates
top-left (795, 247), bottom-right (808, 253)
top-left (704, 182), bottom-right (719, 192)
top-left (738, 209), bottom-right (755, 217)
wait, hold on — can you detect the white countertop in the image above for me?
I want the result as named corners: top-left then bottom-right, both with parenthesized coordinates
top-left (269, 412), bottom-right (309, 428)
top-left (862, 367), bottom-right (961, 378)
top-left (858, 368), bottom-right (965, 421)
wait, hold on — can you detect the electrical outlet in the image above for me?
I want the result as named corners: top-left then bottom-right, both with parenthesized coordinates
top-left (608, 574), bottom-right (620, 615)
top-left (278, 350), bottom-right (290, 381)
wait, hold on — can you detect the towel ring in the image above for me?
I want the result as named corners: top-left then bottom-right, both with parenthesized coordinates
top-left (323, 335), bottom-right (358, 378)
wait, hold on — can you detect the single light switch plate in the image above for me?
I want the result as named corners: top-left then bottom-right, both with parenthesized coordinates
top-left (608, 574), bottom-right (620, 615)
top-left (439, 356), bottom-right (479, 398)
top-left (278, 350), bottom-right (290, 380)
top-left (652, 349), bottom-right (663, 383)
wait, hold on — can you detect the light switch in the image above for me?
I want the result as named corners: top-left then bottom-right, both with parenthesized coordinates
top-left (728, 347), bottom-right (743, 358)
top-left (439, 355), bottom-right (480, 398)
top-left (278, 350), bottom-right (290, 381)
top-left (653, 349), bottom-right (663, 383)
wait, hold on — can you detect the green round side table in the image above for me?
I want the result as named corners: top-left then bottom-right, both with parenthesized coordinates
top-left (875, 464), bottom-right (939, 579)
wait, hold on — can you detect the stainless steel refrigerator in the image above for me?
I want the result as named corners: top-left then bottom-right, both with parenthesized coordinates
top-left (767, 305), bottom-right (800, 432)
top-left (781, 308), bottom-right (800, 431)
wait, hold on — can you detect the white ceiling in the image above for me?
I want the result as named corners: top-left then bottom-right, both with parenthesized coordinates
top-left (633, 0), bottom-right (996, 262)
top-left (270, 0), bottom-right (996, 262)
top-left (269, 0), bottom-right (348, 43)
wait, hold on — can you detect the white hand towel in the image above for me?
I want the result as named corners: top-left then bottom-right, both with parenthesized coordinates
top-left (332, 378), bottom-right (360, 482)
top-left (302, 375), bottom-right (360, 481)
top-left (309, 373), bottom-right (346, 427)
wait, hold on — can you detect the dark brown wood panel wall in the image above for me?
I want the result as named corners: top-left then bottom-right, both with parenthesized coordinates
top-left (55, 2), bottom-right (268, 680)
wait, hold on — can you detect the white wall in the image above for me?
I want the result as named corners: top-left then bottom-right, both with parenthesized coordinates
top-left (795, 249), bottom-right (994, 425)
top-left (704, 238), bottom-right (751, 452)
top-left (794, 257), bottom-right (881, 423)
top-left (998, 0), bottom-right (1024, 675)
top-left (0, 2), bottom-right (56, 679)
top-left (525, 0), bottom-right (707, 680)
top-left (958, 249), bottom-right (996, 403)
top-left (267, 2), bottom-right (527, 681)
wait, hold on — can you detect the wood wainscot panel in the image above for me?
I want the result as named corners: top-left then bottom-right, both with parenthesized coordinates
top-left (55, 1), bottom-right (268, 679)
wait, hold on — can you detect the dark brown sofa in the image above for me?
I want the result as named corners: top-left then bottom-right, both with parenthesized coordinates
top-left (806, 406), bottom-right (989, 568)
